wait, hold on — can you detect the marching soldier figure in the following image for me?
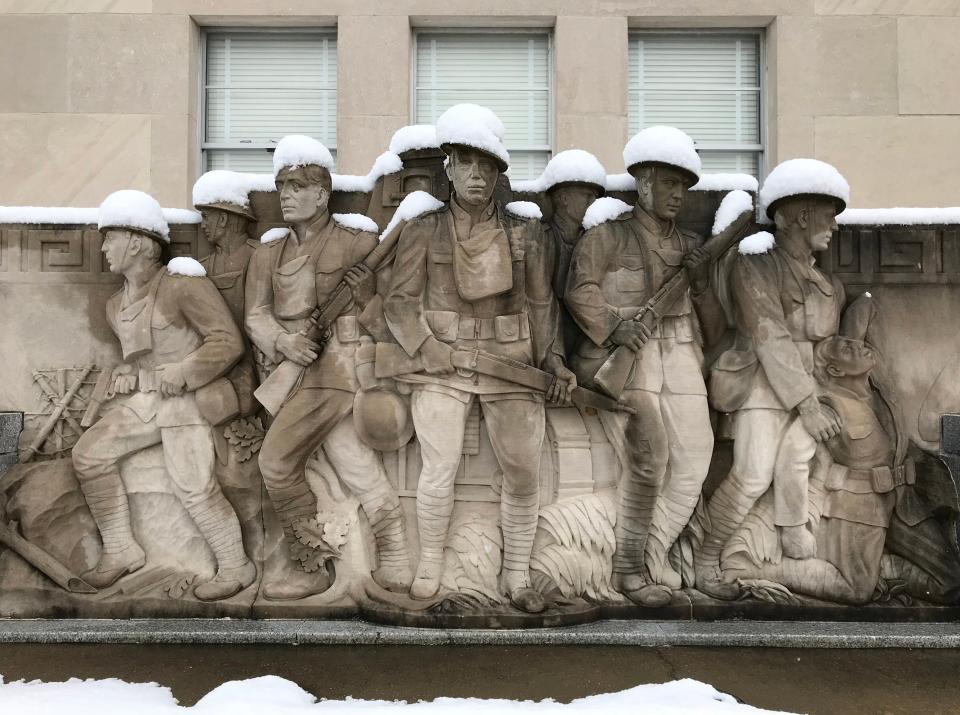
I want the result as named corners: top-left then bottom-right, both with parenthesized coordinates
top-left (194, 170), bottom-right (260, 414)
top-left (384, 104), bottom-right (576, 612)
top-left (73, 190), bottom-right (256, 601)
top-left (698, 159), bottom-right (848, 599)
top-left (540, 149), bottom-right (606, 355)
top-left (565, 126), bottom-right (724, 606)
top-left (245, 135), bottom-right (411, 601)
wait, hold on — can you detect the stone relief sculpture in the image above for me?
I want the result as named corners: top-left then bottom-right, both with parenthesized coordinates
top-left (2, 102), bottom-right (960, 625)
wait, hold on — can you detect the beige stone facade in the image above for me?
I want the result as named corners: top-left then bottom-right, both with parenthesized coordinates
top-left (1, 1), bottom-right (959, 208)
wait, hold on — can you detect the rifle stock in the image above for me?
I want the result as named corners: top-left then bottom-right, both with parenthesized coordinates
top-left (593, 209), bottom-right (754, 400)
top-left (253, 219), bottom-right (408, 416)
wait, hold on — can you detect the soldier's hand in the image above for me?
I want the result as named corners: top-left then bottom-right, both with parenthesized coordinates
top-left (277, 332), bottom-right (322, 366)
top-left (343, 264), bottom-right (376, 308)
top-left (545, 360), bottom-right (577, 406)
top-left (111, 364), bottom-right (136, 395)
top-left (800, 402), bottom-right (843, 443)
top-left (158, 363), bottom-right (187, 397)
top-left (684, 246), bottom-right (711, 293)
top-left (611, 320), bottom-right (652, 352)
top-left (420, 337), bottom-right (454, 374)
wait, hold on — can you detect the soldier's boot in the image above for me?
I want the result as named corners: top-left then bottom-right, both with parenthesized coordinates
top-left (78, 472), bottom-right (146, 589)
top-left (188, 492), bottom-right (257, 602)
top-left (369, 506), bottom-right (413, 593)
top-left (612, 421), bottom-right (670, 608)
top-left (262, 483), bottom-right (333, 601)
top-left (501, 491), bottom-right (545, 613)
top-left (645, 490), bottom-right (701, 591)
top-left (410, 483), bottom-right (454, 600)
top-left (780, 524), bottom-right (817, 560)
top-left (694, 478), bottom-right (752, 600)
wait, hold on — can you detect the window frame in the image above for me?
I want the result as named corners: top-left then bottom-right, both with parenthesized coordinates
top-left (410, 27), bottom-right (555, 177)
top-left (198, 27), bottom-right (339, 173)
top-left (627, 28), bottom-right (767, 179)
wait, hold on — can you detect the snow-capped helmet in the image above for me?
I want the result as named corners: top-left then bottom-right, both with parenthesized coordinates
top-left (192, 170), bottom-right (256, 221)
top-left (541, 149), bottom-right (606, 195)
top-left (436, 103), bottom-right (510, 172)
top-left (760, 158), bottom-right (849, 220)
top-left (97, 189), bottom-right (170, 243)
top-left (623, 126), bottom-right (701, 186)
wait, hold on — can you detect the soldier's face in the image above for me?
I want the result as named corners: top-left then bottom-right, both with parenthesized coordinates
top-left (448, 147), bottom-right (499, 207)
top-left (277, 167), bottom-right (329, 223)
top-left (101, 229), bottom-right (138, 274)
top-left (826, 337), bottom-right (876, 378)
top-left (805, 201), bottom-right (839, 252)
top-left (646, 166), bottom-right (689, 221)
top-left (553, 185), bottom-right (601, 225)
top-left (200, 209), bottom-right (228, 246)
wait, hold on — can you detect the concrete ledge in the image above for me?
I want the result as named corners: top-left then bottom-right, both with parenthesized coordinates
top-left (1, 619), bottom-right (959, 647)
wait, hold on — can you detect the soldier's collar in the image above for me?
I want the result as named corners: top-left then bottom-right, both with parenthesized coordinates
top-left (779, 234), bottom-right (816, 265)
top-left (292, 211), bottom-right (330, 243)
top-left (633, 205), bottom-right (675, 237)
top-left (451, 195), bottom-right (496, 222)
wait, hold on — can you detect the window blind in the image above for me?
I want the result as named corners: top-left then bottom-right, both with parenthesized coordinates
top-left (414, 32), bottom-right (551, 180)
top-left (628, 33), bottom-right (762, 176)
top-left (204, 31), bottom-right (337, 172)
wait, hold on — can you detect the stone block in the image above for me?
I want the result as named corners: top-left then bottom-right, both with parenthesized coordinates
top-left (814, 16), bottom-right (898, 116)
top-left (899, 18), bottom-right (960, 115)
top-left (555, 16), bottom-right (628, 116)
top-left (0, 15), bottom-right (69, 113)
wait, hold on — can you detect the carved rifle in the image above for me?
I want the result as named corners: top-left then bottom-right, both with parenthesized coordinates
top-left (592, 209), bottom-right (755, 400)
top-left (21, 365), bottom-right (93, 463)
top-left (0, 521), bottom-right (96, 593)
top-left (254, 221), bottom-right (406, 416)
top-left (375, 343), bottom-right (636, 415)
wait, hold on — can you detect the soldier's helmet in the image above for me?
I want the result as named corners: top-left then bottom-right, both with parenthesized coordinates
top-left (436, 103), bottom-right (510, 172)
top-left (192, 170), bottom-right (257, 221)
top-left (540, 149), bottom-right (607, 196)
top-left (97, 189), bottom-right (170, 244)
top-left (759, 158), bottom-right (849, 220)
top-left (353, 389), bottom-right (415, 453)
top-left (623, 125), bottom-right (702, 186)
top-left (272, 134), bottom-right (335, 178)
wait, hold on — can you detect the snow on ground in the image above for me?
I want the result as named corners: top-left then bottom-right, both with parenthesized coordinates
top-left (582, 197), bottom-right (632, 230)
top-left (0, 675), bottom-right (795, 715)
top-left (712, 190), bottom-right (754, 236)
top-left (0, 206), bottom-right (201, 225)
top-left (379, 190), bottom-right (444, 241)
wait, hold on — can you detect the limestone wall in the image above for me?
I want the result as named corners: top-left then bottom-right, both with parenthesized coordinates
top-left (1, 3), bottom-right (959, 207)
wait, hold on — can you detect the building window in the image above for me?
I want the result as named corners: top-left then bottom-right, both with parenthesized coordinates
top-left (414, 31), bottom-right (552, 180)
top-left (203, 30), bottom-right (337, 173)
top-left (628, 31), bottom-right (763, 177)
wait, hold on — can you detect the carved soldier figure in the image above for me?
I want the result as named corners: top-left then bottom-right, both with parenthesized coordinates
top-left (194, 170), bottom-right (260, 415)
top-left (540, 149), bottom-right (606, 355)
top-left (565, 126), bottom-right (723, 606)
top-left (384, 104), bottom-right (576, 612)
top-left (698, 159), bottom-right (849, 598)
top-left (245, 136), bottom-right (411, 601)
top-left (72, 190), bottom-right (256, 601)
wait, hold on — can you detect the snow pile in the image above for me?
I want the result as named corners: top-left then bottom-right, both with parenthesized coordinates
top-left (513, 150), bottom-right (606, 193)
top-left (436, 103), bottom-right (510, 169)
top-left (98, 190), bottom-right (171, 242)
top-left (712, 190), bottom-right (754, 236)
top-left (0, 206), bottom-right (200, 225)
top-left (333, 151), bottom-right (404, 193)
top-left (379, 190), bottom-right (444, 241)
top-left (166, 256), bottom-right (207, 277)
top-left (273, 135), bottom-right (335, 176)
top-left (759, 158), bottom-right (849, 219)
top-left (837, 207), bottom-right (960, 225)
top-left (261, 227), bottom-right (289, 244)
top-left (389, 124), bottom-right (440, 155)
top-left (582, 197), bottom-right (632, 230)
top-left (623, 126), bottom-right (701, 181)
top-left (333, 213), bottom-right (379, 233)
top-left (738, 231), bottom-right (776, 255)
top-left (692, 173), bottom-right (759, 192)
top-left (506, 201), bottom-right (543, 220)
top-left (0, 675), bottom-right (795, 714)
top-left (192, 170), bottom-right (256, 209)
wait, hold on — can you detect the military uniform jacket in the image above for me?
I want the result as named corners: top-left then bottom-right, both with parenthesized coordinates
top-left (545, 217), bottom-right (583, 358)
top-left (384, 199), bottom-right (562, 396)
top-left (244, 213), bottom-right (377, 393)
top-left (710, 240), bottom-right (845, 412)
top-left (107, 264), bottom-right (244, 426)
top-left (199, 237), bottom-right (260, 415)
top-left (565, 205), bottom-right (716, 395)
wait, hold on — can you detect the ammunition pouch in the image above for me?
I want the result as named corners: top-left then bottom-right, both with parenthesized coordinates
top-left (708, 348), bottom-right (759, 413)
top-left (196, 376), bottom-right (241, 426)
top-left (425, 310), bottom-right (529, 344)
